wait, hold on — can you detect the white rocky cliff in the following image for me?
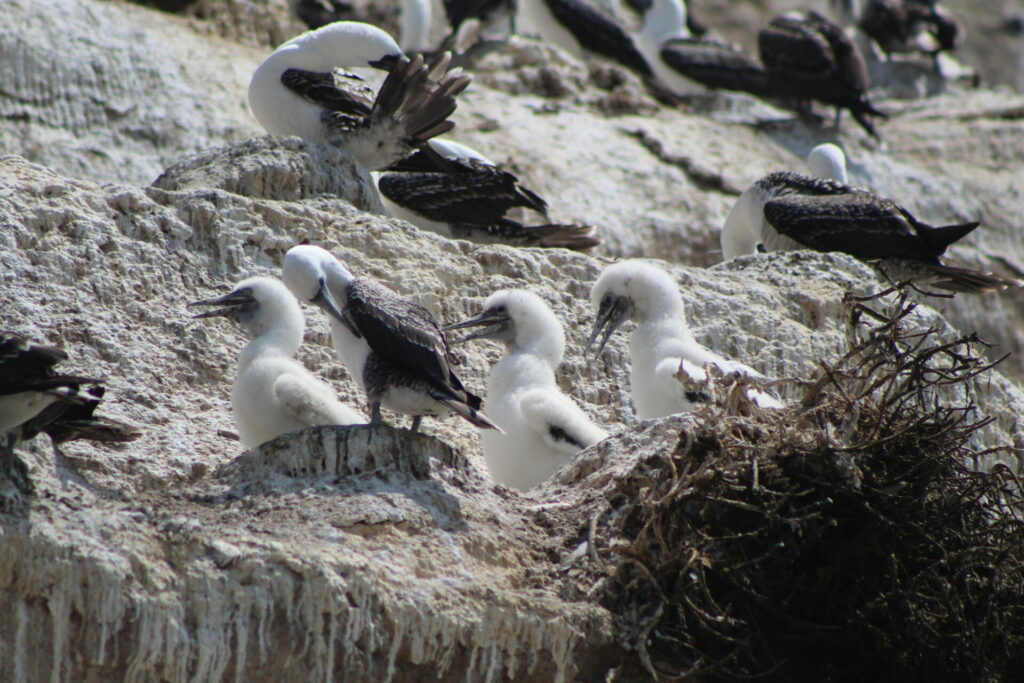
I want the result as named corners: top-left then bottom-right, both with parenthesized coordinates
top-left (2, 0), bottom-right (1023, 680)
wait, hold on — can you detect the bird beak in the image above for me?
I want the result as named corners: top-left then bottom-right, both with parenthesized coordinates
top-left (311, 279), bottom-right (349, 325)
top-left (188, 288), bottom-right (255, 319)
top-left (444, 308), bottom-right (511, 344)
top-left (368, 53), bottom-right (403, 72)
top-left (586, 295), bottom-right (630, 356)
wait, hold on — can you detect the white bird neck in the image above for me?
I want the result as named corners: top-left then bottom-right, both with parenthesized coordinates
top-left (640, 0), bottom-right (690, 49)
top-left (399, 0), bottom-right (431, 53)
top-left (237, 308), bottom-right (304, 371)
top-left (721, 185), bottom-right (764, 260)
top-left (489, 351), bottom-right (558, 395)
top-left (323, 259), bottom-right (355, 292)
top-left (508, 319), bottom-right (564, 367)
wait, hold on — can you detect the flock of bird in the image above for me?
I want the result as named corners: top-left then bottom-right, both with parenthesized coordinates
top-left (3, 0), bottom-right (1017, 493)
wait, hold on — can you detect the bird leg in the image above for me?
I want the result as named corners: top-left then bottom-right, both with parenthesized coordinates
top-left (410, 416), bottom-right (422, 432)
top-left (370, 402), bottom-right (382, 426)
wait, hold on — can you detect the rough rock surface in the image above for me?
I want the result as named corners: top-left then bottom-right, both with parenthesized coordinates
top-left (2, 0), bottom-right (1024, 680)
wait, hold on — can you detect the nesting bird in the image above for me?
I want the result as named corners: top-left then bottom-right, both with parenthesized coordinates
top-left (247, 21), bottom-right (472, 171)
top-left (516, 0), bottom-right (652, 77)
top-left (636, 0), bottom-right (771, 98)
top-left (447, 289), bottom-right (608, 490)
top-left (588, 261), bottom-right (782, 420)
top-left (720, 171), bottom-right (1019, 292)
top-left (281, 245), bottom-right (498, 431)
top-left (190, 276), bottom-right (365, 449)
top-left (758, 10), bottom-right (886, 137)
top-left (0, 331), bottom-right (139, 449)
top-left (376, 138), bottom-right (599, 250)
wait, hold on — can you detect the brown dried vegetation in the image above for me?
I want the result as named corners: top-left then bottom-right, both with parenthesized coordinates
top-left (585, 287), bottom-right (1024, 681)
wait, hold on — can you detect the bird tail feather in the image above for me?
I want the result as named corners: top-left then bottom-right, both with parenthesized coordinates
top-left (924, 262), bottom-right (1023, 293)
top-left (372, 52), bottom-right (472, 147)
top-left (439, 397), bottom-right (503, 431)
top-left (918, 221), bottom-right (980, 255)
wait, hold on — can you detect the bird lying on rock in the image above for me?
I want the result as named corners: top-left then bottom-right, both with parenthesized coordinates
top-left (282, 245), bottom-right (499, 432)
top-left (190, 276), bottom-right (365, 449)
top-left (588, 260), bottom-right (783, 420)
top-left (376, 138), bottom-right (599, 250)
top-left (721, 170), bottom-right (1021, 292)
top-left (447, 289), bottom-right (608, 490)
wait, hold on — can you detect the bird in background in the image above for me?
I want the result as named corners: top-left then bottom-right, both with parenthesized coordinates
top-left (248, 21), bottom-right (472, 171)
top-left (190, 276), bottom-right (365, 450)
top-left (281, 245), bottom-right (499, 432)
top-left (587, 260), bottom-right (783, 420)
top-left (758, 10), bottom-right (886, 138)
top-left (447, 289), bottom-right (608, 490)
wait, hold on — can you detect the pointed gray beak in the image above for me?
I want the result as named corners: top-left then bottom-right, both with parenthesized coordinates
top-left (188, 287), bottom-right (256, 319)
top-left (311, 278), bottom-right (346, 324)
top-left (368, 53), bottom-right (403, 71)
top-left (444, 307), bottom-right (511, 344)
top-left (586, 295), bottom-right (630, 357)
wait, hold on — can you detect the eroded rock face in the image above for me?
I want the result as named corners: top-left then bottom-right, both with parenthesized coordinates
top-left (2, 0), bottom-right (1024, 680)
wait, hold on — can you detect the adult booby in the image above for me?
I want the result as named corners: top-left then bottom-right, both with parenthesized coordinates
top-left (248, 21), bottom-right (472, 171)
top-left (636, 0), bottom-right (771, 98)
top-left (758, 10), bottom-right (886, 137)
top-left (516, 0), bottom-right (653, 77)
top-left (720, 171), bottom-right (1019, 292)
top-left (807, 142), bottom-right (849, 183)
top-left (376, 138), bottom-right (599, 249)
top-left (587, 261), bottom-right (782, 420)
top-left (0, 332), bottom-right (139, 448)
top-left (447, 289), bottom-right (608, 490)
top-left (281, 245), bottom-right (498, 431)
top-left (857, 0), bottom-right (960, 62)
top-left (190, 277), bottom-right (365, 450)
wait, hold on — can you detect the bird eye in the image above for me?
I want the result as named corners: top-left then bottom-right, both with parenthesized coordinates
top-left (493, 305), bottom-right (506, 314)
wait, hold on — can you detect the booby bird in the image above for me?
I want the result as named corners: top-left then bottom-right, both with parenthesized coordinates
top-left (281, 245), bottom-right (498, 432)
top-left (807, 142), bottom-right (849, 183)
top-left (587, 261), bottom-right (782, 420)
top-left (516, 0), bottom-right (653, 77)
top-left (247, 21), bottom-right (472, 171)
top-left (447, 289), bottom-right (608, 490)
top-left (636, 0), bottom-right (771, 98)
top-left (0, 332), bottom-right (140, 448)
top-left (376, 138), bottom-right (599, 250)
top-left (720, 171), bottom-right (1020, 292)
top-left (758, 10), bottom-right (886, 138)
top-left (190, 276), bottom-right (365, 449)
top-left (857, 0), bottom-right (960, 62)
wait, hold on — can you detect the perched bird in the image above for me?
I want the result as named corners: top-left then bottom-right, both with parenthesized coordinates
top-left (636, 0), bottom-right (771, 98)
top-left (190, 276), bottom-right (365, 449)
top-left (0, 332), bottom-right (139, 448)
top-left (516, 0), bottom-right (653, 77)
top-left (759, 10), bottom-right (886, 137)
top-left (247, 21), bottom-right (472, 171)
top-left (807, 142), bottom-right (849, 183)
top-left (447, 289), bottom-right (608, 490)
top-left (587, 261), bottom-right (782, 420)
top-left (376, 138), bottom-right (599, 250)
top-left (857, 0), bottom-right (960, 62)
top-left (281, 245), bottom-right (498, 431)
top-left (720, 171), bottom-right (1019, 292)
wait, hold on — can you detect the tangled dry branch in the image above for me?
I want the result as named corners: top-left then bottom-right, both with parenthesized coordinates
top-left (590, 286), bottom-right (1024, 681)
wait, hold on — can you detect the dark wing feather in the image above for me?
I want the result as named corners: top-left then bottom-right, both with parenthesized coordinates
top-left (543, 0), bottom-right (652, 76)
top-left (758, 16), bottom-right (835, 78)
top-left (280, 68), bottom-right (374, 117)
top-left (379, 158), bottom-right (547, 224)
top-left (661, 38), bottom-right (771, 95)
top-left (0, 333), bottom-right (68, 394)
top-left (346, 279), bottom-right (455, 390)
top-left (763, 192), bottom-right (937, 261)
top-left (443, 0), bottom-right (510, 30)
